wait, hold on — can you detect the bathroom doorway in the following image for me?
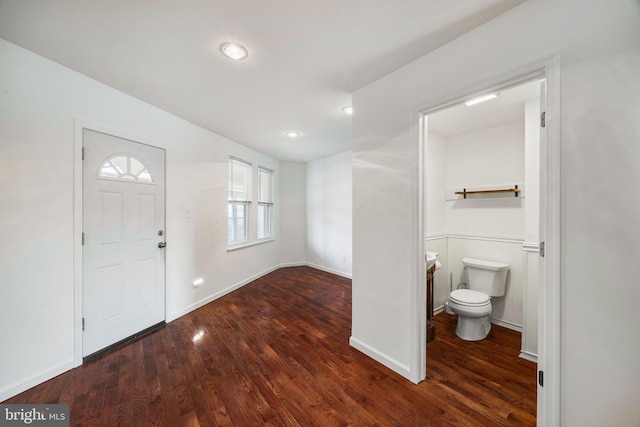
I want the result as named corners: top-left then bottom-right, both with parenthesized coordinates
top-left (418, 64), bottom-right (559, 423)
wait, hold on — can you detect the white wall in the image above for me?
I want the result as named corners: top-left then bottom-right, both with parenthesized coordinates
top-left (425, 131), bottom-right (447, 234)
top-left (425, 131), bottom-right (449, 309)
top-left (445, 121), bottom-right (525, 237)
top-left (0, 38), bottom-right (282, 401)
top-left (524, 98), bottom-right (541, 244)
top-left (306, 150), bottom-right (352, 278)
top-left (352, 0), bottom-right (640, 425)
top-left (279, 161), bottom-right (307, 266)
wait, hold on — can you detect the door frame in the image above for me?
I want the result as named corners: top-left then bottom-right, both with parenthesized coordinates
top-left (73, 120), bottom-right (167, 366)
top-left (413, 55), bottom-right (561, 425)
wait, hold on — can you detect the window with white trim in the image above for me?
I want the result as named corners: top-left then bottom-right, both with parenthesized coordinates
top-left (257, 167), bottom-right (274, 239)
top-left (228, 157), bottom-right (251, 245)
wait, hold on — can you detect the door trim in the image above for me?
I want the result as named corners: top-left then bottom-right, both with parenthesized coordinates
top-left (413, 54), bottom-right (561, 426)
top-left (73, 120), bottom-right (167, 367)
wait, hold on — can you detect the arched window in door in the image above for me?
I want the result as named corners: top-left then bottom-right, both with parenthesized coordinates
top-left (98, 154), bottom-right (153, 183)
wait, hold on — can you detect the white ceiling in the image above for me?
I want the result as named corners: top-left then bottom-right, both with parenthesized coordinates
top-left (0, 0), bottom-right (524, 162)
top-left (428, 79), bottom-right (542, 137)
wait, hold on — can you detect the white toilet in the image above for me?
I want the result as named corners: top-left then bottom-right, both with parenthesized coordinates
top-left (447, 258), bottom-right (509, 341)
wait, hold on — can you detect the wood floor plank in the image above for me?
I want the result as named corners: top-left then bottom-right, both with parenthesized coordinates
top-left (152, 331), bottom-right (185, 427)
top-left (3, 266), bottom-right (536, 426)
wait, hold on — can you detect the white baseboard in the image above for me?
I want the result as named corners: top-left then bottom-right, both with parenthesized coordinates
top-left (490, 317), bottom-right (522, 332)
top-left (166, 265), bottom-right (280, 322)
top-left (305, 262), bottom-right (352, 279)
top-left (167, 262), bottom-right (351, 323)
top-left (279, 261), bottom-right (308, 268)
top-left (349, 336), bottom-right (410, 379)
top-left (0, 359), bottom-right (75, 403)
top-left (519, 350), bottom-right (538, 363)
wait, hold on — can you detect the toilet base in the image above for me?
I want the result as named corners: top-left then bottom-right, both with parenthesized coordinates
top-left (444, 301), bottom-right (455, 315)
top-left (455, 315), bottom-right (491, 341)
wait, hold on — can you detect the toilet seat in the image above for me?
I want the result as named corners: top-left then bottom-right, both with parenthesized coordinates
top-left (450, 289), bottom-right (490, 306)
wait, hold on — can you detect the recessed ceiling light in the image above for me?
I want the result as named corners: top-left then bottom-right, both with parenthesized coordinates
top-left (341, 106), bottom-right (353, 115)
top-left (286, 131), bottom-right (300, 138)
top-left (219, 42), bottom-right (248, 60)
top-left (465, 93), bottom-right (498, 106)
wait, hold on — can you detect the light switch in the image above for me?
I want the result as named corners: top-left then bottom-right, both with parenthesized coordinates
top-left (186, 207), bottom-right (192, 218)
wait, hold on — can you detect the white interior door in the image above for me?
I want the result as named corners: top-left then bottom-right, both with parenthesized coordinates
top-left (82, 129), bottom-right (166, 357)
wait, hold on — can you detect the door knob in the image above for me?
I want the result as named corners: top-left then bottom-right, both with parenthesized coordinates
top-left (158, 242), bottom-right (166, 248)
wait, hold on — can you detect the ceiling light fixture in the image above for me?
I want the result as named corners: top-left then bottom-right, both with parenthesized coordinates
top-left (286, 131), bottom-right (300, 138)
top-left (219, 42), bottom-right (248, 60)
top-left (341, 106), bottom-right (354, 115)
top-left (465, 93), bottom-right (498, 106)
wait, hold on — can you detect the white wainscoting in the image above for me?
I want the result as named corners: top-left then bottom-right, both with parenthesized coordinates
top-left (521, 242), bottom-right (540, 362)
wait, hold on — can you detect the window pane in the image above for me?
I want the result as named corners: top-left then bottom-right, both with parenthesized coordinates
top-left (98, 155), bottom-right (154, 183)
top-left (137, 169), bottom-right (152, 183)
top-left (258, 204), bottom-right (272, 239)
top-left (130, 158), bottom-right (145, 176)
top-left (228, 203), bottom-right (248, 245)
top-left (229, 158), bottom-right (251, 201)
top-left (258, 168), bottom-right (272, 202)
top-left (112, 156), bottom-right (127, 175)
top-left (100, 164), bottom-right (119, 178)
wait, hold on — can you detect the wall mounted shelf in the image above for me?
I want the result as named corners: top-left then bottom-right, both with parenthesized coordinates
top-left (455, 185), bottom-right (520, 199)
top-left (446, 183), bottom-right (525, 201)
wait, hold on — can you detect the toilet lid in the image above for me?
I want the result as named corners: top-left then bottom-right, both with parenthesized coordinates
top-left (450, 289), bottom-right (490, 306)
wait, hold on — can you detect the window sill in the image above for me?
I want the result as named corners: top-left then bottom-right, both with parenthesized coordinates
top-left (227, 238), bottom-right (275, 252)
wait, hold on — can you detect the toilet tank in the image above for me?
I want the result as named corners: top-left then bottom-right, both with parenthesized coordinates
top-left (462, 258), bottom-right (509, 297)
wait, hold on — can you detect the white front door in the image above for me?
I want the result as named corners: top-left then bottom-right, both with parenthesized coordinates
top-left (82, 129), bottom-right (166, 357)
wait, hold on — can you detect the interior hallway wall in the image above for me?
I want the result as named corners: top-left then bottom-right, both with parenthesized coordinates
top-left (306, 150), bottom-right (352, 278)
top-left (0, 38), bottom-right (281, 401)
top-left (352, 0), bottom-right (640, 424)
top-left (279, 161), bottom-right (307, 266)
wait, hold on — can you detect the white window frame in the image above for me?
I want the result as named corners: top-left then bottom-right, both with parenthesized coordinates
top-left (227, 157), bottom-right (277, 250)
top-left (228, 157), bottom-right (252, 247)
top-left (257, 166), bottom-right (274, 240)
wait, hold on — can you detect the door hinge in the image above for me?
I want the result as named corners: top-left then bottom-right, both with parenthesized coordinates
top-left (539, 241), bottom-right (545, 257)
top-left (82, 232), bottom-right (85, 245)
top-left (82, 317), bottom-right (85, 332)
top-left (541, 111), bottom-right (546, 128)
top-left (538, 370), bottom-right (544, 387)
top-left (82, 147), bottom-right (85, 160)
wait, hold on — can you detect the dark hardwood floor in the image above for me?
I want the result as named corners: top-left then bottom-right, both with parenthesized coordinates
top-left (4, 266), bottom-right (537, 426)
